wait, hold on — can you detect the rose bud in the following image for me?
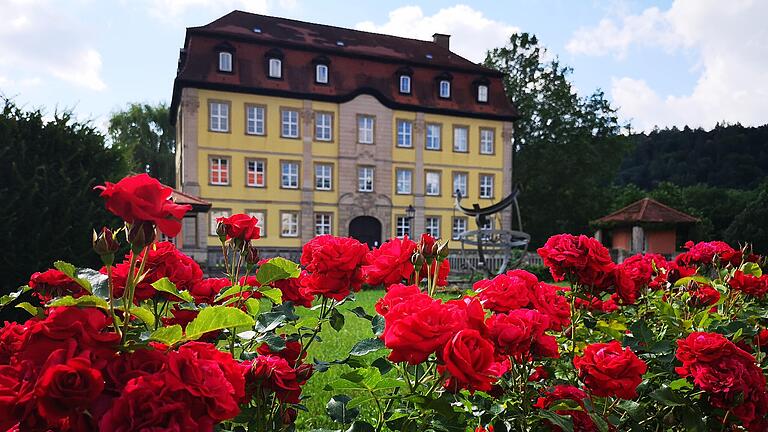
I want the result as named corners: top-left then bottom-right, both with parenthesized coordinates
top-left (245, 245), bottom-right (260, 266)
top-left (127, 220), bottom-right (156, 252)
top-left (215, 220), bottom-right (227, 243)
top-left (437, 240), bottom-right (450, 260)
top-left (282, 408), bottom-right (298, 425)
top-left (411, 251), bottom-right (425, 271)
top-left (419, 234), bottom-right (437, 260)
top-left (93, 227), bottom-right (119, 265)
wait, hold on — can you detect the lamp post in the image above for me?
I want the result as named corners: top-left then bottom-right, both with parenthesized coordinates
top-left (406, 205), bottom-right (415, 237)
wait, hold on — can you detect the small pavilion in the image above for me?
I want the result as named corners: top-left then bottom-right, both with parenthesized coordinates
top-left (592, 198), bottom-right (699, 260)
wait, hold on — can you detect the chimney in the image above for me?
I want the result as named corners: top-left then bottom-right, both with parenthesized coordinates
top-left (432, 33), bottom-right (450, 50)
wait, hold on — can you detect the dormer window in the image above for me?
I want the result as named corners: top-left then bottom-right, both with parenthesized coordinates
top-left (478, 84), bottom-right (488, 102)
top-left (268, 58), bottom-right (282, 78)
top-left (316, 64), bottom-right (328, 84)
top-left (399, 75), bottom-right (411, 94)
top-left (218, 52), bottom-right (232, 72)
top-left (439, 80), bottom-right (451, 98)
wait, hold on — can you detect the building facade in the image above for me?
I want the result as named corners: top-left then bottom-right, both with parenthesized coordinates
top-left (170, 11), bottom-right (519, 264)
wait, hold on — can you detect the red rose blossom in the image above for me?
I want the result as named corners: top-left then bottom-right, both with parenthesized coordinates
top-left (361, 236), bottom-right (417, 287)
top-left (375, 283), bottom-right (422, 317)
top-left (729, 270), bottom-right (768, 298)
top-left (271, 271), bottom-right (313, 308)
top-left (537, 234), bottom-right (615, 287)
top-left (35, 356), bottom-right (104, 421)
top-left (28, 269), bottom-right (88, 303)
top-left (440, 329), bottom-right (498, 393)
top-left (675, 241), bottom-right (737, 267)
top-left (486, 309), bottom-right (558, 360)
top-left (419, 258), bottom-right (450, 287)
top-left (529, 283), bottom-right (571, 331)
top-left (247, 355), bottom-right (305, 404)
top-left (687, 283), bottom-right (721, 308)
top-left (190, 277), bottom-right (231, 304)
top-left (574, 341), bottom-right (647, 399)
top-left (534, 385), bottom-right (598, 432)
top-left (96, 173), bottom-right (191, 237)
top-left (299, 235), bottom-right (369, 301)
top-left (216, 213), bottom-right (261, 242)
top-left (473, 270), bottom-right (538, 313)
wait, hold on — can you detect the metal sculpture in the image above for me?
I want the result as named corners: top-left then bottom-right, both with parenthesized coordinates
top-left (454, 185), bottom-right (530, 276)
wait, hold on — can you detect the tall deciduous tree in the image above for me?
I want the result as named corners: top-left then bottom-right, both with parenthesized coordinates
top-left (485, 33), bottom-right (629, 246)
top-left (108, 102), bottom-right (175, 186)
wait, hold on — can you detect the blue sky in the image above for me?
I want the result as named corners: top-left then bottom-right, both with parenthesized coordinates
top-left (1, 0), bottom-right (766, 132)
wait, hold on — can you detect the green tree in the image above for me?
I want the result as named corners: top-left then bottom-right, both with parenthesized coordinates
top-left (485, 33), bottom-right (629, 246)
top-left (108, 102), bottom-right (175, 186)
top-left (0, 98), bottom-right (127, 318)
top-left (725, 181), bottom-right (768, 253)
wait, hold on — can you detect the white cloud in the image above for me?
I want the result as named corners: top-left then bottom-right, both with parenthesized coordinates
top-left (0, 0), bottom-right (106, 91)
top-left (355, 5), bottom-right (519, 63)
top-left (566, 0), bottom-right (768, 130)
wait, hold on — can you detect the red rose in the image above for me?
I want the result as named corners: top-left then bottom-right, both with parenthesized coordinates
top-left (0, 322), bottom-right (27, 365)
top-left (755, 329), bottom-right (768, 351)
top-left (537, 234), bottom-right (615, 287)
top-left (666, 262), bottom-right (698, 284)
top-left (687, 283), bottom-right (721, 308)
top-left (529, 283), bottom-right (571, 331)
top-left (247, 355), bottom-right (304, 403)
top-left (28, 269), bottom-right (88, 303)
top-left (0, 365), bottom-right (25, 430)
top-left (528, 365), bottom-right (549, 382)
top-left (535, 385), bottom-right (598, 432)
top-left (361, 236), bottom-right (417, 287)
top-left (574, 293), bottom-right (618, 313)
top-left (487, 309), bottom-right (558, 360)
top-left (729, 271), bottom-right (768, 298)
top-left (271, 271), bottom-right (313, 308)
top-left (444, 296), bottom-right (488, 335)
top-left (189, 277), bottom-right (230, 304)
top-left (675, 241), bottom-right (736, 267)
top-left (419, 258), bottom-right (450, 287)
top-left (440, 329), bottom-right (497, 393)
top-left (35, 356), bottom-right (104, 421)
top-left (216, 213), bottom-right (261, 242)
top-left (96, 173), bottom-right (191, 237)
top-left (610, 265), bottom-right (639, 305)
top-left (574, 341), bottom-right (647, 399)
top-left (418, 233), bottom-right (438, 258)
top-left (257, 339), bottom-right (306, 366)
top-left (375, 284), bottom-right (422, 317)
top-left (103, 348), bottom-right (167, 394)
top-left (299, 235), bottom-right (369, 301)
top-left (473, 270), bottom-right (538, 313)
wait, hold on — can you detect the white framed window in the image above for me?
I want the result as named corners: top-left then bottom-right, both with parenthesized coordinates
top-left (480, 218), bottom-right (495, 241)
top-left (478, 85), bottom-right (488, 102)
top-left (396, 169), bottom-right (412, 194)
top-left (480, 174), bottom-right (494, 198)
top-left (247, 211), bottom-right (266, 237)
top-left (396, 120), bottom-right (412, 148)
top-left (209, 157), bottom-right (229, 185)
top-left (425, 217), bottom-right (440, 238)
top-left (399, 75), bottom-right (411, 94)
top-left (358, 167), bottom-right (374, 192)
top-left (426, 171), bottom-right (440, 196)
top-left (358, 115), bottom-right (374, 144)
top-left (315, 213), bottom-right (332, 236)
top-left (480, 128), bottom-right (495, 154)
top-left (453, 172), bottom-right (468, 197)
top-left (209, 102), bottom-right (229, 132)
top-left (218, 52), bottom-right (232, 72)
top-left (246, 159), bottom-right (265, 187)
top-left (269, 58), bottom-right (282, 78)
top-left (246, 105), bottom-right (265, 135)
top-left (281, 212), bottom-right (299, 237)
top-left (316, 64), bottom-right (328, 84)
top-left (281, 109), bottom-right (299, 138)
top-left (315, 163), bottom-right (332, 190)
top-left (426, 124), bottom-right (441, 150)
top-left (452, 217), bottom-right (468, 240)
top-left (210, 209), bottom-right (230, 236)
top-left (281, 161), bottom-right (299, 189)
top-left (315, 112), bottom-right (333, 141)
top-left (453, 126), bottom-right (468, 152)
top-left (396, 216), bottom-right (411, 238)
top-left (439, 80), bottom-right (451, 98)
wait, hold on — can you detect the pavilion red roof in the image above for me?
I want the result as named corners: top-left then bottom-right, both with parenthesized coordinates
top-left (594, 198), bottom-right (699, 226)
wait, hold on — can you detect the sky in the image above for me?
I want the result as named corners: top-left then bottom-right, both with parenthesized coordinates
top-left (1, 0), bottom-right (766, 133)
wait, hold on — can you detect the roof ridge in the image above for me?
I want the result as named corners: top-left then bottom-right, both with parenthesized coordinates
top-left (642, 197), bottom-right (699, 222)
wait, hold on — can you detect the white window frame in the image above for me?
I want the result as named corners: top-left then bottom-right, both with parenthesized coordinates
top-left (358, 115), bottom-right (374, 144)
top-left (399, 75), bottom-right (411, 94)
top-left (358, 167), bottom-right (374, 192)
top-left (452, 217), bottom-right (468, 240)
top-left (316, 64), bottom-right (328, 84)
top-left (315, 164), bottom-right (332, 191)
top-left (453, 126), bottom-right (468, 152)
top-left (209, 102), bottom-right (229, 132)
top-left (246, 105), bottom-right (265, 135)
top-left (218, 52), bottom-right (232, 72)
top-left (210, 209), bottom-right (230, 236)
top-left (247, 211), bottom-right (266, 238)
top-left (478, 85), bottom-right (488, 102)
top-left (396, 216), bottom-right (411, 238)
top-left (210, 157), bottom-right (229, 185)
top-left (480, 174), bottom-right (494, 198)
top-left (426, 124), bottom-right (441, 150)
top-left (315, 112), bottom-right (333, 141)
top-left (396, 169), bottom-right (412, 195)
top-left (281, 212), bottom-right (299, 237)
top-left (452, 172), bottom-right (468, 197)
top-left (426, 171), bottom-right (440, 196)
top-left (246, 159), bottom-right (265, 187)
top-left (439, 80), bottom-right (451, 98)
top-left (425, 217), bottom-right (440, 238)
top-left (281, 109), bottom-right (299, 138)
top-left (396, 119), bottom-right (412, 148)
top-left (281, 161), bottom-right (299, 189)
top-left (314, 213), bottom-right (332, 236)
top-left (269, 58), bottom-right (282, 78)
top-left (480, 129), bottom-right (495, 154)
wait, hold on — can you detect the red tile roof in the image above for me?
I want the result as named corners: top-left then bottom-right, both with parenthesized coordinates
top-left (594, 198), bottom-right (699, 226)
top-left (171, 189), bottom-right (211, 213)
top-left (171, 11), bottom-right (518, 124)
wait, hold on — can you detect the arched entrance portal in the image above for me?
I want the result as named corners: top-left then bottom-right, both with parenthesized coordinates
top-left (349, 216), bottom-right (382, 249)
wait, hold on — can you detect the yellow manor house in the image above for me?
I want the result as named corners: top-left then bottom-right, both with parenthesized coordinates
top-left (170, 11), bottom-right (519, 264)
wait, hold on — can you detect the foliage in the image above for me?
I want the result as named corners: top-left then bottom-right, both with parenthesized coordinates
top-left (485, 33), bottom-right (629, 247)
top-left (725, 181), bottom-right (768, 253)
top-left (0, 98), bottom-right (127, 318)
top-left (108, 102), bottom-right (175, 186)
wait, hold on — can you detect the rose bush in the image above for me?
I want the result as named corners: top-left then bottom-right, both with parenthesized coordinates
top-left (1, 173), bottom-right (767, 431)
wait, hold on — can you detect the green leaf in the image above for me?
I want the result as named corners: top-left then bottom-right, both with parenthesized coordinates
top-left (151, 278), bottom-right (194, 303)
top-left (128, 305), bottom-right (155, 327)
top-left (245, 298), bottom-right (260, 316)
top-left (185, 305), bottom-right (254, 341)
top-left (596, 319), bottom-right (627, 341)
top-left (76, 269), bottom-right (108, 298)
top-left (349, 306), bottom-right (372, 320)
top-left (538, 410), bottom-right (574, 432)
top-left (149, 324), bottom-right (183, 345)
top-left (740, 262), bottom-right (762, 277)
top-left (669, 378), bottom-right (693, 391)
top-left (256, 257), bottom-right (300, 285)
top-left (371, 315), bottom-right (385, 336)
top-left (259, 287), bottom-right (283, 305)
top-left (330, 308), bottom-right (345, 332)
top-left (650, 386), bottom-right (687, 407)
top-left (674, 275), bottom-right (711, 288)
top-left (326, 395), bottom-right (359, 424)
top-left (256, 311), bottom-right (287, 333)
top-left (213, 284), bottom-right (243, 303)
top-left (48, 295), bottom-right (109, 309)
top-left (15, 301), bottom-right (38, 316)
top-left (1, 285), bottom-right (30, 307)
top-left (589, 413), bottom-right (609, 432)
top-left (346, 394), bottom-right (375, 409)
top-left (54, 261), bottom-right (93, 293)
top-left (258, 332), bottom-right (287, 351)
top-left (346, 421), bottom-right (375, 432)
top-left (349, 338), bottom-right (385, 357)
